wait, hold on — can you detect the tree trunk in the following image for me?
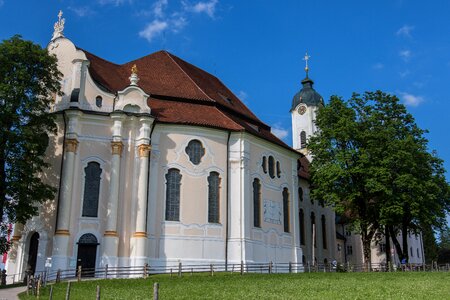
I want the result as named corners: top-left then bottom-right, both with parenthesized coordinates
top-left (385, 226), bottom-right (391, 265)
top-left (389, 226), bottom-right (405, 263)
top-left (402, 221), bottom-right (409, 263)
top-left (360, 225), bottom-right (374, 272)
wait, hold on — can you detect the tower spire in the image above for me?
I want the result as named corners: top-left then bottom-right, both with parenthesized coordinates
top-left (303, 52), bottom-right (310, 78)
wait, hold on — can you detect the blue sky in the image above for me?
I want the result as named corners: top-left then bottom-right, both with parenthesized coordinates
top-left (1, 1), bottom-right (450, 222)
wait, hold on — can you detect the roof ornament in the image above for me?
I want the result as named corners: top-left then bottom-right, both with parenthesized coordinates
top-left (129, 64), bottom-right (140, 86)
top-left (52, 10), bottom-right (65, 41)
top-left (303, 52), bottom-right (311, 78)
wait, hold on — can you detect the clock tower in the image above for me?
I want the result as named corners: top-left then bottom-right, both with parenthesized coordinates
top-left (290, 53), bottom-right (323, 157)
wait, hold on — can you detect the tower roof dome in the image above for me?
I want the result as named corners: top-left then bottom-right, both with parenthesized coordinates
top-left (290, 76), bottom-right (323, 111)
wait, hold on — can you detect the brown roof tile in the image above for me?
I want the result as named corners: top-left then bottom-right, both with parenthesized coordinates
top-left (81, 48), bottom-right (301, 156)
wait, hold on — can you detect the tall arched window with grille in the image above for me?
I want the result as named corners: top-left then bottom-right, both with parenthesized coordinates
top-left (283, 188), bottom-right (290, 233)
top-left (300, 131), bottom-right (307, 148)
top-left (298, 187), bottom-right (303, 202)
top-left (165, 168), bottom-right (182, 221)
top-left (82, 162), bottom-right (102, 217)
top-left (208, 172), bottom-right (220, 223)
top-left (253, 179), bottom-right (261, 227)
top-left (311, 212), bottom-right (316, 248)
top-left (299, 209), bottom-right (305, 245)
top-left (321, 215), bottom-right (327, 249)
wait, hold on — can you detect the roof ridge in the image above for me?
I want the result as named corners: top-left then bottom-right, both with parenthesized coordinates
top-left (163, 51), bottom-right (215, 102)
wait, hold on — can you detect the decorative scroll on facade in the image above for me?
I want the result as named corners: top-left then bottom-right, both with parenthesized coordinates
top-left (111, 141), bottom-right (123, 155)
top-left (65, 139), bottom-right (79, 153)
top-left (138, 144), bottom-right (151, 157)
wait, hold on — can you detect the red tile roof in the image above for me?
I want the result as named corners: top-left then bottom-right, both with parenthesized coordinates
top-left (82, 48), bottom-right (299, 154)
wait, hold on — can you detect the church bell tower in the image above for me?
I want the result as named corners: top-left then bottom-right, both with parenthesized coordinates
top-left (290, 53), bottom-right (323, 159)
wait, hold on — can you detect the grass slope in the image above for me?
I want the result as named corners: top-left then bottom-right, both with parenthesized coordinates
top-left (19, 272), bottom-right (450, 299)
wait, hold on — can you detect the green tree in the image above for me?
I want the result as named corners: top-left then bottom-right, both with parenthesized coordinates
top-left (0, 35), bottom-right (61, 253)
top-left (309, 91), bottom-right (450, 265)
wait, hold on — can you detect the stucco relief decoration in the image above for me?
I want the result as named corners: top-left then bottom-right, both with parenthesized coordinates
top-left (65, 139), bottom-right (79, 153)
top-left (111, 141), bottom-right (123, 156)
top-left (52, 10), bottom-right (65, 41)
top-left (263, 200), bottom-right (282, 225)
top-left (138, 144), bottom-right (152, 157)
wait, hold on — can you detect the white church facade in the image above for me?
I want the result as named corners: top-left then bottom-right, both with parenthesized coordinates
top-left (5, 12), bottom-right (339, 278)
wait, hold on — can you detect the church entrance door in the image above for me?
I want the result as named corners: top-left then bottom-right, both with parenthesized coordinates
top-left (76, 233), bottom-right (98, 277)
top-left (27, 232), bottom-right (39, 275)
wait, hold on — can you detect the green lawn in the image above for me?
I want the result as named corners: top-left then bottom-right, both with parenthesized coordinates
top-left (19, 272), bottom-right (450, 299)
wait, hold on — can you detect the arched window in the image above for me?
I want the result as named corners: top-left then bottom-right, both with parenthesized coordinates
top-left (276, 161), bottom-right (281, 178)
top-left (185, 140), bottom-right (205, 165)
top-left (95, 96), bottom-right (102, 108)
top-left (268, 156), bottom-right (275, 178)
top-left (417, 248), bottom-right (420, 258)
top-left (299, 209), bottom-right (305, 245)
top-left (253, 179), bottom-right (261, 227)
top-left (262, 156), bottom-right (267, 173)
top-left (311, 212), bottom-right (316, 248)
top-left (321, 215), bottom-right (327, 249)
top-left (82, 162), bottom-right (102, 217)
top-left (410, 247), bottom-right (414, 257)
top-left (298, 187), bottom-right (303, 202)
top-left (208, 172), bottom-right (220, 223)
top-left (300, 131), bottom-right (307, 148)
top-left (165, 168), bottom-right (182, 221)
top-left (283, 188), bottom-right (289, 233)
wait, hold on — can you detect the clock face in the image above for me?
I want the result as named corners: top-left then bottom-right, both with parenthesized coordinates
top-left (298, 105), bottom-right (307, 115)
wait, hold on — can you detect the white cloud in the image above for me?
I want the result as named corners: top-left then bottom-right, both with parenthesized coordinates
top-left (396, 25), bottom-right (414, 38)
top-left (372, 63), bottom-right (384, 70)
top-left (399, 70), bottom-right (410, 78)
top-left (271, 124), bottom-right (289, 140)
top-left (139, 20), bottom-right (168, 42)
top-left (237, 90), bottom-right (248, 101)
top-left (187, 0), bottom-right (218, 18)
top-left (171, 14), bottom-right (188, 32)
top-left (152, 0), bottom-right (168, 18)
top-left (400, 92), bottom-right (424, 107)
top-left (97, 0), bottom-right (131, 5)
top-left (68, 6), bottom-right (95, 17)
top-left (399, 50), bottom-right (412, 62)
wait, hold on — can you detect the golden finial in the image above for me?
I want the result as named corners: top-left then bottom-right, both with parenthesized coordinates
top-left (303, 52), bottom-right (310, 78)
top-left (131, 64), bottom-right (138, 75)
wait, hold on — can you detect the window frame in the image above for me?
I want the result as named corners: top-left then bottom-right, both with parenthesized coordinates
top-left (165, 168), bottom-right (182, 221)
top-left (207, 171), bottom-right (221, 224)
top-left (81, 161), bottom-right (102, 218)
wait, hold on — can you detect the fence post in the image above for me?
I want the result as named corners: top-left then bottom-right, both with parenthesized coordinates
top-left (105, 264), bottom-right (108, 279)
top-left (240, 261), bottom-right (244, 275)
top-left (56, 269), bottom-right (61, 283)
top-left (96, 285), bottom-right (101, 300)
top-left (77, 266), bottom-right (82, 282)
top-left (49, 285), bottom-right (54, 300)
top-left (178, 262), bottom-right (182, 277)
top-left (210, 264), bottom-right (214, 276)
top-left (269, 261), bottom-right (273, 274)
top-left (37, 276), bottom-right (41, 297)
top-left (65, 281), bottom-right (71, 300)
top-left (170, 269), bottom-right (172, 278)
top-left (307, 261), bottom-right (310, 273)
top-left (144, 263), bottom-right (148, 278)
top-left (153, 282), bottom-right (159, 300)
top-left (289, 261), bottom-right (292, 273)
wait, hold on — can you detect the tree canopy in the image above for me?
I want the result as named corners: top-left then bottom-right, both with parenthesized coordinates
top-left (308, 91), bottom-right (450, 264)
top-left (0, 35), bottom-right (62, 253)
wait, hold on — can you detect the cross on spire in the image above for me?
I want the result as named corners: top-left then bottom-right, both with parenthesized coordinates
top-left (303, 52), bottom-right (310, 78)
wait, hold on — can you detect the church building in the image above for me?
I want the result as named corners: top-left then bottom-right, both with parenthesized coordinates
top-left (5, 12), bottom-right (338, 278)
